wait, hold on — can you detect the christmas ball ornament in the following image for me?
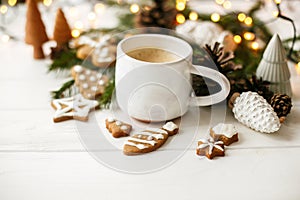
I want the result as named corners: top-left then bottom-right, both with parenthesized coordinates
top-left (256, 34), bottom-right (292, 96)
top-left (176, 21), bottom-right (237, 52)
top-left (231, 91), bottom-right (281, 133)
top-left (269, 94), bottom-right (292, 121)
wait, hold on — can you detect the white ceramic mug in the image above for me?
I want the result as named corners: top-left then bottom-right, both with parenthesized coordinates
top-left (115, 34), bottom-right (230, 122)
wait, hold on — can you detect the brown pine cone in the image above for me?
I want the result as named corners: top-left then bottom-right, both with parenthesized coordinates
top-left (269, 94), bottom-right (292, 118)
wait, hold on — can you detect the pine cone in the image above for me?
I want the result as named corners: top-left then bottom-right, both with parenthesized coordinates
top-left (204, 42), bottom-right (237, 75)
top-left (269, 94), bottom-right (292, 118)
top-left (232, 91), bottom-right (281, 133)
top-left (230, 75), bottom-right (274, 102)
top-left (135, 0), bottom-right (177, 29)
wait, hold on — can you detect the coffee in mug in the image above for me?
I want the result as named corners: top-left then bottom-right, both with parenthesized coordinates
top-left (126, 47), bottom-right (180, 63)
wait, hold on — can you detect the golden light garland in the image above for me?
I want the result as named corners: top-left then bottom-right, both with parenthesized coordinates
top-left (189, 11), bottom-right (198, 21)
top-left (130, 4), bottom-right (139, 14)
top-left (8, 0), bottom-right (17, 7)
top-left (176, 13), bottom-right (186, 24)
top-left (211, 13), bottom-right (220, 22)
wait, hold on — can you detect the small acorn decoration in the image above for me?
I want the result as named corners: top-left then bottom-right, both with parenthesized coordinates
top-left (269, 94), bottom-right (292, 123)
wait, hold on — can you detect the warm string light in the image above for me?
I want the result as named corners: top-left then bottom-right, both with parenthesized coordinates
top-left (237, 13), bottom-right (246, 22)
top-left (0, 5), bottom-right (8, 14)
top-left (176, 0), bottom-right (186, 11)
top-left (296, 62), bottom-right (300, 75)
top-left (8, 0), bottom-right (17, 7)
top-left (43, 0), bottom-right (52, 7)
top-left (74, 21), bottom-right (84, 30)
top-left (223, 0), bottom-right (232, 9)
top-left (272, 11), bottom-right (279, 17)
top-left (244, 16), bottom-right (253, 26)
top-left (251, 41), bottom-right (259, 50)
top-left (233, 35), bottom-right (242, 44)
top-left (215, 0), bottom-right (231, 9)
top-left (211, 13), bottom-right (220, 22)
top-left (215, 0), bottom-right (225, 5)
top-left (130, 4), bottom-right (139, 14)
top-left (243, 32), bottom-right (255, 41)
top-left (274, 0), bottom-right (281, 4)
top-left (1, 34), bottom-right (10, 43)
top-left (88, 12), bottom-right (96, 21)
top-left (189, 11), bottom-right (198, 21)
top-left (71, 29), bottom-right (80, 38)
top-left (94, 3), bottom-right (105, 14)
top-left (176, 13), bottom-right (185, 24)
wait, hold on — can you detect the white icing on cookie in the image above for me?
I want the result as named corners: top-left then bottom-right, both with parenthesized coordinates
top-left (89, 76), bottom-right (96, 82)
top-left (85, 70), bottom-right (91, 75)
top-left (128, 137), bottom-right (156, 146)
top-left (52, 94), bottom-right (98, 118)
top-left (163, 122), bottom-right (178, 132)
top-left (124, 141), bottom-right (147, 149)
top-left (98, 80), bottom-right (105, 86)
top-left (140, 131), bottom-right (164, 140)
top-left (107, 117), bottom-right (115, 123)
top-left (96, 73), bottom-right (103, 78)
top-left (79, 74), bottom-right (86, 81)
top-left (212, 123), bottom-right (237, 138)
top-left (120, 125), bottom-right (128, 130)
top-left (115, 121), bottom-right (122, 126)
top-left (197, 138), bottom-right (224, 155)
top-left (147, 135), bottom-right (153, 141)
top-left (82, 83), bottom-right (89, 89)
top-left (145, 128), bottom-right (168, 135)
top-left (91, 86), bottom-right (98, 91)
top-left (73, 65), bottom-right (83, 73)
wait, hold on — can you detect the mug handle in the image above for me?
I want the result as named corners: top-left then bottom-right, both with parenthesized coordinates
top-left (189, 64), bottom-right (231, 106)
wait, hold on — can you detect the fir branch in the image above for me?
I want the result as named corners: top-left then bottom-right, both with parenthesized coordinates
top-left (51, 79), bottom-right (75, 99)
top-left (48, 48), bottom-right (82, 73)
top-left (98, 79), bottom-right (115, 109)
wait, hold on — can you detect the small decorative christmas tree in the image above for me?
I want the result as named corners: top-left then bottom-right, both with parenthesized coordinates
top-left (53, 8), bottom-right (72, 48)
top-left (25, 0), bottom-right (49, 59)
top-left (256, 34), bottom-right (292, 96)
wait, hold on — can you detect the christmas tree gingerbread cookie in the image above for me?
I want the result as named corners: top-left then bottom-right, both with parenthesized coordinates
top-left (71, 65), bottom-right (109, 99)
top-left (123, 121), bottom-right (179, 155)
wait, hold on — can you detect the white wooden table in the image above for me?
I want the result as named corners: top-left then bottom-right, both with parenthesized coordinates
top-left (1, 1), bottom-right (300, 199)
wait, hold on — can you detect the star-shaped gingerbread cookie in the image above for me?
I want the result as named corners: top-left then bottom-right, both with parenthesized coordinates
top-left (196, 137), bottom-right (225, 159)
top-left (51, 94), bottom-right (99, 122)
top-left (71, 65), bottom-right (109, 99)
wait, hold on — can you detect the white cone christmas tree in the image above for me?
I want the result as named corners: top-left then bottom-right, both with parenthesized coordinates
top-left (256, 34), bottom-right (292, 96)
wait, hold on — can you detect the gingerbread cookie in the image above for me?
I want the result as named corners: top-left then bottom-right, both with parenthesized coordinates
top-left (51, 94), bottom-right (99, 123)
top-left (73, 35), bottom-right (116, 68)
top-left (91, 45), bottom-right (116, 68)
top-left (105, 117), bottom-right (132, 138)
top-left (123, 128), bottom-right (169, 155)
top-left (210, 123), bottom-right (238, 146)
top-left (196, 137), bottom-right (225, 159)
top-left (71, 65), bottom-right (109, 99)
top-left (162, 121), bottom-right (179, 136)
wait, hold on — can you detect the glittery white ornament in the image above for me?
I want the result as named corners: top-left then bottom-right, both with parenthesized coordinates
top-left (232, 91), bottom-right (281, 133)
